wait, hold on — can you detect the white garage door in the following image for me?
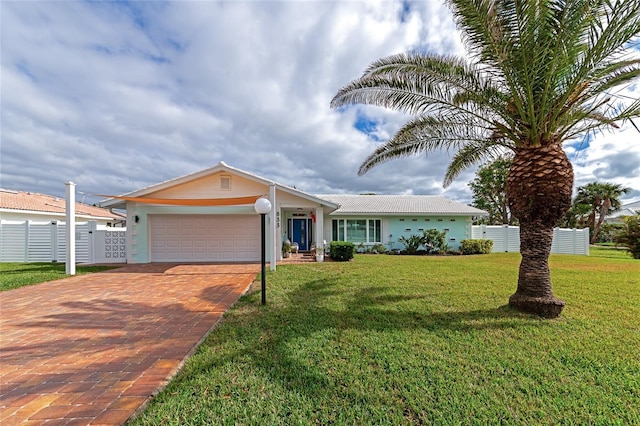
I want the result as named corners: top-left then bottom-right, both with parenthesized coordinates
top-left (150, 214), bottom-right (261, 262)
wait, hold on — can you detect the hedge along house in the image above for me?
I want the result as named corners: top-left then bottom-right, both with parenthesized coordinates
top-left (100, 162), bottom-right (338, 270)
top-left (317, 194), bottom-right (488, 252)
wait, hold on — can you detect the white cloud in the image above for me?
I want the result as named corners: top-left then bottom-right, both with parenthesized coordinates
top-left (1, 0), bottom-right (638, 209)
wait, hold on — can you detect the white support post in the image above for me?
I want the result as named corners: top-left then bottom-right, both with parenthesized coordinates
top-left (314, 207), bottom-right (324, 262)
top-left (65, 181), bottom-right (76, 275)
top-left (269, 184), bottom-right (277, 271)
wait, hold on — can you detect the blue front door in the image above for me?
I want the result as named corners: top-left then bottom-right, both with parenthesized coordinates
top-left (292, 218), bottom-right (310, 251)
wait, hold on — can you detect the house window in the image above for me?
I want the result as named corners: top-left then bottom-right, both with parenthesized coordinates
top-left (347, 219), bottom-right (367, 243)
top-left (369, 219), bottom-right (381, 243)
top-left (220, 175), bottom-right (231, 190)
top-left (332, 219), bottom-right (345, 241)
top-left (332, 219), bottom-right (381, 243)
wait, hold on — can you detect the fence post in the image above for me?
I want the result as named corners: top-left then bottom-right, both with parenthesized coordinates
top-left (24, 220), bottom-right (30, 262)
top-left (65, 182), bottom-right (76, 275)
top-left (88, 221), bottom-right (97, 264)
top-left (584, 228), bottom-right (590, 255)
top-left (504, 225), bottom-right (510, 252)
top-left (51, 220), bottom-right (59, 262)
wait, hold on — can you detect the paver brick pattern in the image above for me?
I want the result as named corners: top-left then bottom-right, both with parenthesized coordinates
top-left (0, 263), bottom-right (259, 425)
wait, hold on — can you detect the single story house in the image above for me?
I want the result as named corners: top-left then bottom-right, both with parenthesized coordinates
top-left (100, 162), bottom-right (487, 269)
top-left (605, 200), bottom-right (640, 223)
top-left (0, 188), bottom-right (124, 226)
top-left (318, 194), bottom-right (488, 252)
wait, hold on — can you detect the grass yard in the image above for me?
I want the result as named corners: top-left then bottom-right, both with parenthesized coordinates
top-left (0, 262), bottom-right (117, 291)
top-left (590, 245), bottom-right (636, 259)
top-left (132, 253), bottom-right (639, 425)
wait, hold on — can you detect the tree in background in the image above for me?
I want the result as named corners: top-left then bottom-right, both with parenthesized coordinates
top-left (469, 157), bottom-right (515, 225)
top-left (615, 214), bottom-right (640, 259)
top-left (332, 0), bottom-right (640, 318)
top-left (573, 182), bottom-right (630, 243)
top-left (558, 200), bottom-right (592, 229)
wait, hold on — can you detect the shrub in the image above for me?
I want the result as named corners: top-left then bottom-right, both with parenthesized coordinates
top-left (614, 215), bottom-right (640, 259)
top-left (370, 243), bottom-right (388, 254)
top-left (329, 241), bottom-right (356, 261)
top-left (459, 239), bottom-right (494, 255)
top-left (398, 235), bottom-right (423, 254)
top-left (423, 229), bottom-right (449, 253)
top-left (597, 223), bottom-right (624, 243)
top-left (398, 230), bottom-right (450, 255)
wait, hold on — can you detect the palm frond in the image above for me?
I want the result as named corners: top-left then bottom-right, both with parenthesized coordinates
top-left (332, 0), bottom-right (640, 186)
top-left (357, 115), bottom-right (507, 176)
top-left (444, 140), bottom-right (514, 187)
top-left (331, 53), bottom-right (498, 116)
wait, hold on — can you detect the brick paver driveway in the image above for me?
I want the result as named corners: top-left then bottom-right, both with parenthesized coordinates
top-left (0, 263), bottom-right (259, 425)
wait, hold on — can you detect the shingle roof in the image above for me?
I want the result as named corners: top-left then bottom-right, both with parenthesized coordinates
top-left (0, 189), bottom-right (123, 220)
top-left (606, 200), bottom-right (640, 219)
top-left (317, 194), bottom-right (488, 216)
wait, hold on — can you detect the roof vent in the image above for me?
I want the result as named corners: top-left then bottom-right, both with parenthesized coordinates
top-left (220, 175), bottom-right (231, 190)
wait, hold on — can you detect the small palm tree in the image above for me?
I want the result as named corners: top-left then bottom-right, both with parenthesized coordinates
top-left (574, 182), bottom-right (630, 243)
top-left (331, 0), bottom-right (640, 317)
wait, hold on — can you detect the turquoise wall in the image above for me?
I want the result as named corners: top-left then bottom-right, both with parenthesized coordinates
top-left (387, 215), bottom-right (470, 251)
top-left (328, 215), bottom-right (472, 251)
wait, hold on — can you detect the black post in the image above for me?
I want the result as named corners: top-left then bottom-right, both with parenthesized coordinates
top-left (260, 212), bottom-right (266, 305)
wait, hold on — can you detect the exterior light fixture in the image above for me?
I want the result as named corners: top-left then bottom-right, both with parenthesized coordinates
top-left (254, 197), bottom-right (272, 305)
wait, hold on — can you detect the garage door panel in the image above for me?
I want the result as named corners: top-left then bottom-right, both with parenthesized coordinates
top-left (150, 214), bottom-right (260, 262)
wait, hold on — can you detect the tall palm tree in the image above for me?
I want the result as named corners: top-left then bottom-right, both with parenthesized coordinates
top-left (574, 182), bottom-right (630, 243)
top-left (331, 0), bottom-right (640, 317)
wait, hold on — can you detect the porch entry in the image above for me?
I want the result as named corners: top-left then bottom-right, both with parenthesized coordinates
top-left (288, 218), bottom-right (313, 251)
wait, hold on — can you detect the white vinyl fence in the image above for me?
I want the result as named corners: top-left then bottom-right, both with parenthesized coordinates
top-left (471, 225), bottom-right (590, 255)
top-left (0, 220), bottom-right (127, 264)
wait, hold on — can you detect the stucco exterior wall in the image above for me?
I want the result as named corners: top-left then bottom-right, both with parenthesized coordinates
top-left (149, 171), bottom-right (267, 199)
top-left (324, 215), bottom-right (474, 251)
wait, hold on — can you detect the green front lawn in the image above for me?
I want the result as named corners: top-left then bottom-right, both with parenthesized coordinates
top-left (132, 253), bottom-right (640, 425)
top-left (0, 263), bottom-right (118, 292)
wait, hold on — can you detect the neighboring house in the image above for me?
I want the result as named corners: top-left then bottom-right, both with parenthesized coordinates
top-left (0, 188), bottom-right (124, 226)
top-left (318, 194), bottom-right (487, 251)
top-left (605, 200), bottom-right (640, 223)
top-left (100, 162), bottom-right (487, 267)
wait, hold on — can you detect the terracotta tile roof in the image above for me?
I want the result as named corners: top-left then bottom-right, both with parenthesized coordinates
top-left (0, 189), bottom-right (123, 220)
top-left (317, 194), bottom-right (488, 216)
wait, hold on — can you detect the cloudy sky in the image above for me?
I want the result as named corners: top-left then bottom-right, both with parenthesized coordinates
top-left (2, 0), bottom-right (639, 207)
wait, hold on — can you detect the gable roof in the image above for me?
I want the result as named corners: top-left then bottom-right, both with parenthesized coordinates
top-left (99, 161), bottom-right (339, 210)
top-left (0, 189), bottom-right (123, 220)
top-left (317, 194), bottom-right (488, 216)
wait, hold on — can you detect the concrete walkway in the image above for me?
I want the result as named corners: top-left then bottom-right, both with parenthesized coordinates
top-left (0, 263), bottom-right (259, 425)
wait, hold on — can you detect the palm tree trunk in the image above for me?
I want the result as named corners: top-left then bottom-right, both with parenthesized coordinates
top-left (509, 220), bottom-right (565, 316)
top-left (507, 144), bottom-right (573, 318)
top-left (591, 199), bottom-right (611, 244)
